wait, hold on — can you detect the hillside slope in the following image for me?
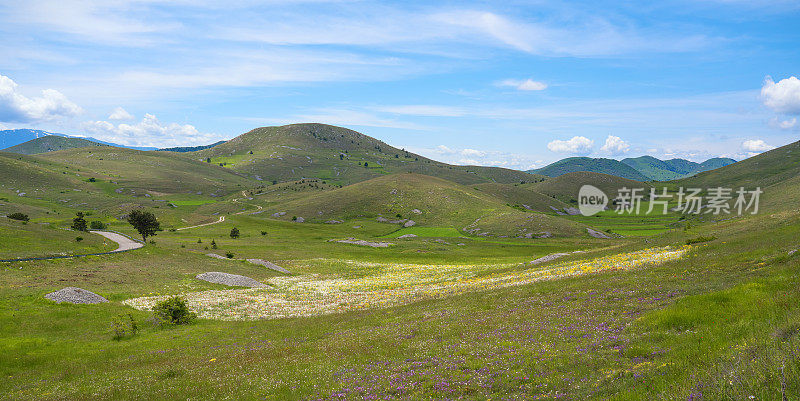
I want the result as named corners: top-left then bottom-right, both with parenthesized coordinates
top-left (530, 171), bottom-right (651, 204)
top-left (675, 140), bottom-right (799, 189)
top-left (264, 173), bottom-right (588, 237)
top-left (195, 123), bottom-right (538, 186)
top-left (530, 157), bottom-right (649, 181)
top-left (3, 135), bottom-right (108, 154)
top-left (35, 147), bottom-right (256, 196)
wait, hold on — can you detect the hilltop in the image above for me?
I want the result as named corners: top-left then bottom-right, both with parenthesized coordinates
top-left (530, 171), bottom-right (651, 204)
top-left (622, 155), bottom-right (736, 180)
top-left (195, 123), bottom-right (537, 186)
top-left (529, 157), bottom-right (650, 181)
top-left (3, 135), bottom-right (108, 155)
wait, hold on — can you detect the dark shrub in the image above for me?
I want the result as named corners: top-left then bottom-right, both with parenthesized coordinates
top-left (230, 227), bottom-right (240, 239)
top-left (89, 221), bottom-right (106, 230)
top-left (152, 296), bottom-right (196, 326)
top-left (225, 251), bottom-right (234, 259)
top-left (7, 212), bottom-right (29, 222)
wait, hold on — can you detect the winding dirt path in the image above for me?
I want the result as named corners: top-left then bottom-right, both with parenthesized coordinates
top-left (177, 190), bottom-right (262, 231)
top-left (0, 230), bottom-right (143, 262)
top-left (177, 215), bottom-right (225, 231)
top-left (91, 231), bottom-right (144, 251)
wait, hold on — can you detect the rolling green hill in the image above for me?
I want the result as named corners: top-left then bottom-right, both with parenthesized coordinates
top-left (471, 182), bottom-right (572, 213)
top-left (530, 171), bottom-right (651, 204)
top-left (530, 157), bottom-right (650, 181)
top-left (622, 156), bottom-right (737, 180)
top-left (675, 140), bottom-right (800, 189)
top-left (195, 123), bottom-right (538, 186)
top-left (36, 147), bottom-right (255, 196)
top-left (3, 135), bottom-right (108, 155)
top-left (263, 173), bottom-right (588, 237)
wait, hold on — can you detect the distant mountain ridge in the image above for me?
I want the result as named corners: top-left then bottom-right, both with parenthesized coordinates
top-left (528, 157), bottom-right (650, 181)
top-left (530, 155), bottom-right (737, 181)
top-left (0, 129), bottom-right (156, 151)
top-left (157, 141), bottom-right (226, 152)
top-left (621, 156), bottom-right (737, 181)
top-left (2, 135), bottom-right (109, 154)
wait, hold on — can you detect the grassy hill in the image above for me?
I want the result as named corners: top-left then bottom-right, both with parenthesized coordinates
top-left (530, 157), bottom-right (649, 181)
top-left (675, 140), bottom-right (800, 189)
top-left (263, 173), bottom-right (588, 237)
top-left (36, 147), bottom-right (255, 196)
top-left (530, 171), bottom-right (651, 204)
top-left (3, 135), bottom-right (108, 155)
top-left (471, 182), bottom-right (572, 213)
top-left (622, 156), bottom-right (737, 180)
top-left (195, 123), bottom-right (537, 186)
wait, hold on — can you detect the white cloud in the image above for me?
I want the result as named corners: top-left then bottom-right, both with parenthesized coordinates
top-left (435, 145), bottom-right (455, 154)
top-left (81, 113), bottom-right (224, 148)
top-left (769, 116), bottom-right (797, 130)
top-left (599, 135), bottom-right (630, 155)
top-left (498, 78), bottom-right (547, 91)
top-left (108, 106), bottom-right (133, 121)
top-left (0, 74), bottom-right (82, 122)
top-left (741, 139), bottom-right (775, 153)
top-left (547, 136), bottom-right (594, 154)
top-left (461, 148), bottom-right (486, 157)
top-left (761, 76), bottom-right (800, 115)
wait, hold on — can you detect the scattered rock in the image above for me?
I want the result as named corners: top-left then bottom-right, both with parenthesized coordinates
top-left (196, 272), bottom-right (265, 287)
top-left (789, 249), bottom-right (797, 256)
top-left (206, 253), bottom-right (228, 260)
top-left (404, 220), bottom-right (416, 228)
top-left (398, 234), bottom-right (418, 239)
top-left (272, 211), bottom-right (286, 217)
top-left (246, 259), bottom-right (291, 274)
top-left (45, 287), bottom-right (108, 304)
top-left (332, 238), bottom-right (394, 248)
top-left (352, 226), bottom-right (362, 229)
top-left (295, 217), bottom-right (305, 223)
top-left (325, 220), bottom-right (343, 224)
top-left (530, 253), bottom-right (570, 265)
top-left (587, 228), bottom-right (611, 239)
top-left (411, 209), bottom-right (422, 214)
top-left (564, 207), bottom-right (581, 216)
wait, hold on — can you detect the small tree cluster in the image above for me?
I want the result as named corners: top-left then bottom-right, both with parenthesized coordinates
top-left (152, 296), bottom-right (196, 326)
top-left (127, 210), bottom-right (161, 242)
top-left (7, 212), bottom-right (29, 222)
top-left (72, 212), bottom-right (88, 232)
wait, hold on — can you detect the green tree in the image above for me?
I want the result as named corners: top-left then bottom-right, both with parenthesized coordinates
top-left (127, 210), bottom-right (161, 242)
top-left (230, 227), bottom-right (240, 239)
top-left (72, 212), bottom-right (88, 232)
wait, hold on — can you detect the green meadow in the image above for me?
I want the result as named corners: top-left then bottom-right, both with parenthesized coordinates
top-left (1, 126), bottom-right (798, 400)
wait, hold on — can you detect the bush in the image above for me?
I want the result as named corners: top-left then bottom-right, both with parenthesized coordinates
top-left (686, 236), bottom-right (716, 245)
top-left (152, 296), bottom-right (196, 326)
top-left (8, 212), bottom-right (29, 221)
top-left (230, 227), bottom-right (240, 239)
top-left (211, 239), bottom-right (217, 249)
top-left (89, 221), bottom-right (106, 230)
top-left (110, 313), bottom-right (138, 340)
top-left (75, 236), bottom-right (83, 242)
top-left (72, 212), bottom-right (88, 232)
top-left (225, 251), bottom-right (234, 259)
top-left (260, 231), bottom-right (267, 236)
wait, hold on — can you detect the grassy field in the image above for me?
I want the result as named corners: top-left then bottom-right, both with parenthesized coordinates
top-left (1, 136), bottom-right (799, 399)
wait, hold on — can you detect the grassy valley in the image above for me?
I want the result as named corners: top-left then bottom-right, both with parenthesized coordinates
top-left (0, 127), bottom-right (798, 400)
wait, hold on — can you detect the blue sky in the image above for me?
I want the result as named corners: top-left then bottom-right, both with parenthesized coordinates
top-left (0, 0), bottom-right (798, 169)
